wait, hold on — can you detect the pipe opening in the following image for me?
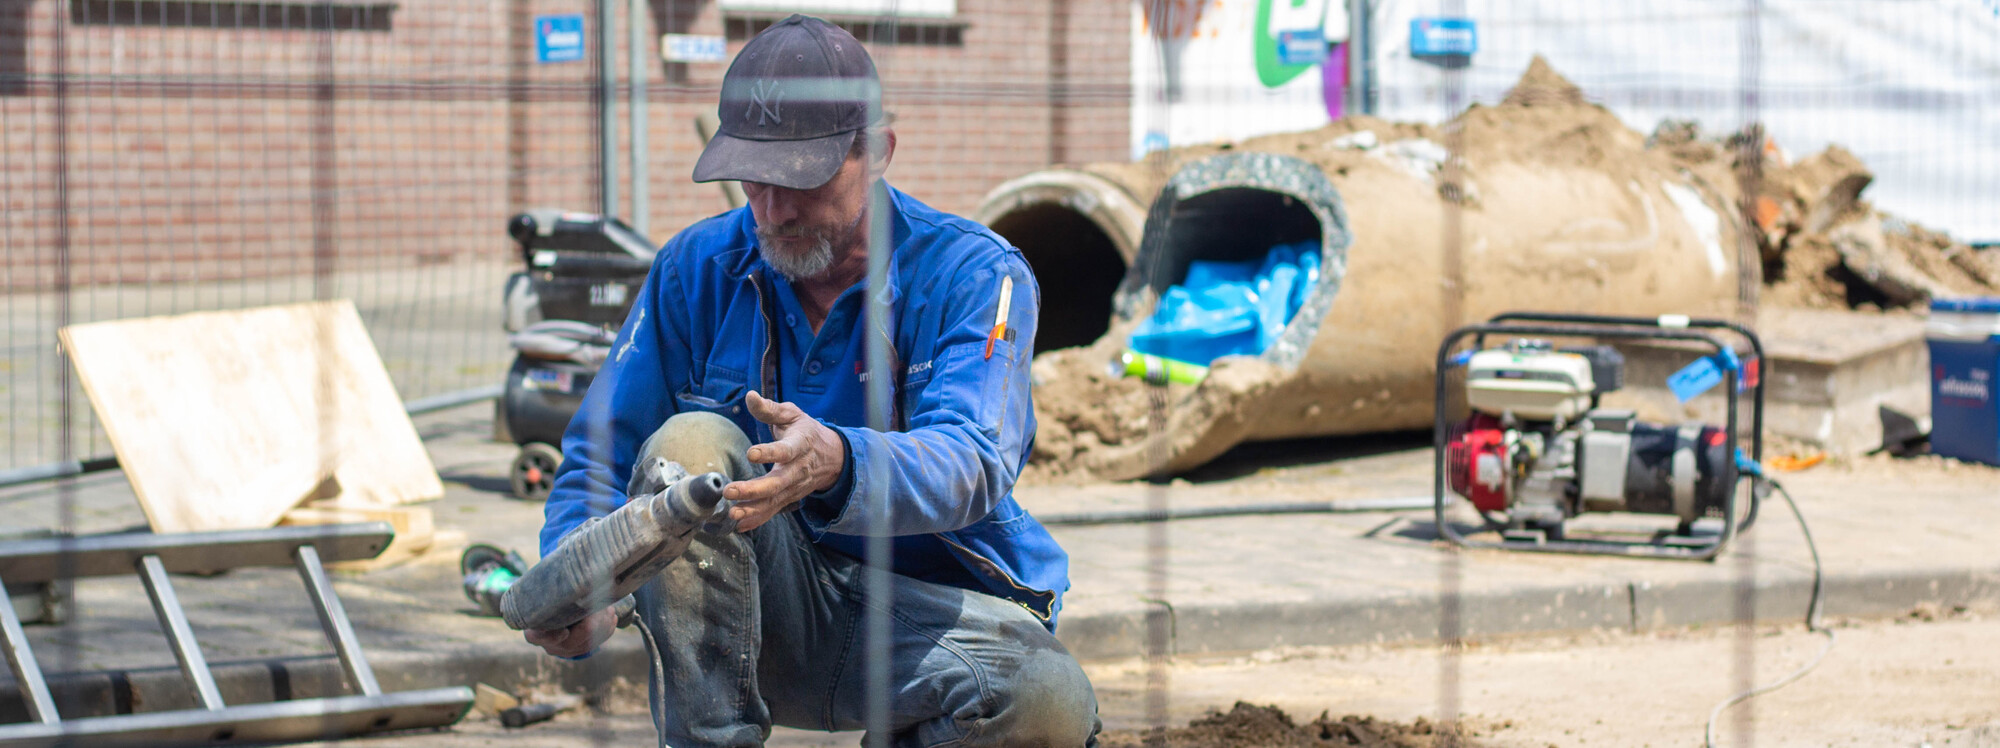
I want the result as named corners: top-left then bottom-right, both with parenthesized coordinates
top-left (990, 203), bottom-right (1126, 352)
top-left (1138, 187), bottom-right (1322, 296)
top-left (1114, 154), bottom-right (1349, 372)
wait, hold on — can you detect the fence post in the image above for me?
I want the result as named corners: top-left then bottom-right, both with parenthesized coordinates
top-left (598, 0), bottom-right (619, 219)
top-left (629, 0), bottom-right (650, 237)
top-left (1347, 0), bottom-right (1374, 115)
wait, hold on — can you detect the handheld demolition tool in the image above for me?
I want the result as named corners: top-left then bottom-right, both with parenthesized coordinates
top-left (1433, 312), bottom-right (1766, 559)
top-left (500, 459), bottom-right (730, 632)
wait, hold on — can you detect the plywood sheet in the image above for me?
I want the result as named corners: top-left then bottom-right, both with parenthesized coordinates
top-left (282, 504), bottom-right (437, 571)
top-left (60, 300), bottom-right (444, 534)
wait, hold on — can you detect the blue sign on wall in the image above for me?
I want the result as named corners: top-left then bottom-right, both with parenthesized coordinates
top-left (536, 14), bottom-right (585, 64)
top-left (1275, 29), bottom-right (1328, 66)
top-left (1410, 17), bottom-right (1477, 57)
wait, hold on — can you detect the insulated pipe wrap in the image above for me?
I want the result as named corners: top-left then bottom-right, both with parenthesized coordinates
top-left (500, 472), bottom-right (727, 632)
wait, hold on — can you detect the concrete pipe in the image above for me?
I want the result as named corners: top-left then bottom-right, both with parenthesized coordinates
top-left (1002, 104), bottom-right (1749, 481)
top-left (973, 169), bottom-right (1151, 352)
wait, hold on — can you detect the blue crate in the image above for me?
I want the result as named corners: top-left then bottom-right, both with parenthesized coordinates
top-left (1928, 297), bottom-right (2000, 465)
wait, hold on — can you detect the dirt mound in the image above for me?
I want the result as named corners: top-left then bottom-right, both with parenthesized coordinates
top-left (1098, 702), bottom-right (1496, 748)
top-left (1653, 119), bottom-right (2000, 310)
top-left (1025, 341), bottom-right (1184, 484)
top-left (1025, 337), bottom-right (1238, 484)
top-left (1500, 54), bottom-right (1585, 108)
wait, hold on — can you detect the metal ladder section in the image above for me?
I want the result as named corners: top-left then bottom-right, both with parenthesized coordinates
top-left (0, 524), bottom-right (473, 746)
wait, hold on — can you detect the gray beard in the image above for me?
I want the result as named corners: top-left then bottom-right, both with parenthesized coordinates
top-left (756, 227), bottom-right (836, 281)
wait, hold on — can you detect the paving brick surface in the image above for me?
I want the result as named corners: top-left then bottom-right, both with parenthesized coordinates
top-left (1, 401), bottom-right (1994, 723)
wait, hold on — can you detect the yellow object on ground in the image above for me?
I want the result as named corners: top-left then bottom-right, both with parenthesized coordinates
top-left (1769, 453), bottom-right (1828, 472)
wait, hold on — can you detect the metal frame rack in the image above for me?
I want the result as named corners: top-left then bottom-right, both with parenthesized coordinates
top-left (0, 524), bottom-right (472, 746)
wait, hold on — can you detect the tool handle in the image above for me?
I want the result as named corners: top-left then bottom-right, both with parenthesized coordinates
top-left (500, 702), bottom-right (561, 728)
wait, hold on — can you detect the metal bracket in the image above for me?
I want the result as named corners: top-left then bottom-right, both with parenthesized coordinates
top-left (0, 524), bottom-right (472, 746)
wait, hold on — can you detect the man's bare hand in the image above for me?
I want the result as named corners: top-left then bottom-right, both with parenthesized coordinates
top-left (725, 391), bottom-right (844, 532)
top-left (524, 606), bottom-right (617, 659)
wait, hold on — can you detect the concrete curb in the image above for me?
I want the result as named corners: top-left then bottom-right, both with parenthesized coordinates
top-left (5, 564), bottom-right (1993, 720)
top-left (1054, 564), bottom-right (2000, 660)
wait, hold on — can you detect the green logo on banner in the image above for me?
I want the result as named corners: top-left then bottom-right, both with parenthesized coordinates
top-left (1254, 0), bottom-right (1319, 88)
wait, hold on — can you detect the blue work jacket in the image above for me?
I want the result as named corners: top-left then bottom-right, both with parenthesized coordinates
top-left (539, 184), bottom-right (1068, 627)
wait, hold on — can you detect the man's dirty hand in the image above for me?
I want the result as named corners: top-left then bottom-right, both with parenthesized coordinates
top-left (726, 391), bottom-right (844, 532)
top-left (524, 606), bottom-right (616, 659)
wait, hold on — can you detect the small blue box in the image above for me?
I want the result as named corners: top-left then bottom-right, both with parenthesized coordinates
top-left (1927, 297), bottom-right (2000, 465)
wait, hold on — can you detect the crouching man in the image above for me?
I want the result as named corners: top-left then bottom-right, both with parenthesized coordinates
top-left (525, 14), bottom-right (1100, 748)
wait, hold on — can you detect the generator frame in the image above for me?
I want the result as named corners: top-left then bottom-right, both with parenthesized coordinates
top-left (1431, 312), bottom-right (1766, 560)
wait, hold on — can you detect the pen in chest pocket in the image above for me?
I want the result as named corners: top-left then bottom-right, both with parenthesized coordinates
top-left (984, 275), bottom-right (1013, 360)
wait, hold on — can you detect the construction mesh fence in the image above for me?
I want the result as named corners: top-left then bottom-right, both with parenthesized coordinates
top-left (0, 0), bottom-right (1130, 472)
top-left (0, 0), bottom-right (1996, 743)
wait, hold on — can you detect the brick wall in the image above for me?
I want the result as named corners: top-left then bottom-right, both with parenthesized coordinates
top-left (0, 0), bottom-right (1133, 290)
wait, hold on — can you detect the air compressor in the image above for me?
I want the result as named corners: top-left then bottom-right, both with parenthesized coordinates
top-left (1432, 313), bottom-right (1766, 559)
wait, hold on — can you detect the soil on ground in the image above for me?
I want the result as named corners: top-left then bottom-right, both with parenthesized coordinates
top-left (1098, 702), bottom-right (1496, 748)
top-left (1022, 338), bottom-right (1194, 485)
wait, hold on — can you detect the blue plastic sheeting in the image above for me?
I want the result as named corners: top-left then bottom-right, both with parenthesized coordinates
top-left (1128, 242), bottom-right (1321, 366)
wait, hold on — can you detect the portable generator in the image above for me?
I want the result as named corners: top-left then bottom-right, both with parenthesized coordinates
top-left (1431, 313), bottom-right (1766, 559)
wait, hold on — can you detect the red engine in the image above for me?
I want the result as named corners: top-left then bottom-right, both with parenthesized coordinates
top-left (1444, 413), bottom-right (1509, 513)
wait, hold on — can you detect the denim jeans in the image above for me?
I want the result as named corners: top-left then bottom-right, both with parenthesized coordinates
top-left (627, 411), bottom-right (1101, 747)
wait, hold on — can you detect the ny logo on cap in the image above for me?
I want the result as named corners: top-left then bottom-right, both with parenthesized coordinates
top-left (748, 79), bottom-right (784, 126)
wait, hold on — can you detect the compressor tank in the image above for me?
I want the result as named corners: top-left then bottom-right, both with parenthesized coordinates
top-left (987, 98), bottom-right (1750, 481)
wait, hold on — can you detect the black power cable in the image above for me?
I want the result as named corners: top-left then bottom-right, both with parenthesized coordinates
top-left (1705, 475), bottom-right (1836, 748)
top-left (1034, 496), bottom-right (1434, 527)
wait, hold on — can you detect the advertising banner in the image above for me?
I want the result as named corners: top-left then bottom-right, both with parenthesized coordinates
top-left (1131, 0), bottom-right (1351, 158)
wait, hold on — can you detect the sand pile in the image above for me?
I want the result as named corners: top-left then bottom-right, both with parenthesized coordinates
top-left (1499, 54), bottom-right (1586, 108)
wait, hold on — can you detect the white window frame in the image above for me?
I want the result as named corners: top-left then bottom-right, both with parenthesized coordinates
top-left (716, 0), bottom-right (956, 20)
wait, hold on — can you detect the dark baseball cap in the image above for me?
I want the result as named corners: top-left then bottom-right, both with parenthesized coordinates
top-left (693, 15), bottom-right (882, 191)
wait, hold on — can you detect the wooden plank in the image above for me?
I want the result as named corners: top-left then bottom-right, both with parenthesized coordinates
top-left (59, 300), bottom-right (444, 534)
top-left (472, 684), bottom-right (520, 718)
top-left (296, 501), bottom-right (435, 545)
top-left (281, 504), bottom-right (438, 571)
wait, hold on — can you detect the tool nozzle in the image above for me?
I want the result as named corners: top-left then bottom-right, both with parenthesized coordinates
top-left (686, 472), bottom-right (726, 507)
